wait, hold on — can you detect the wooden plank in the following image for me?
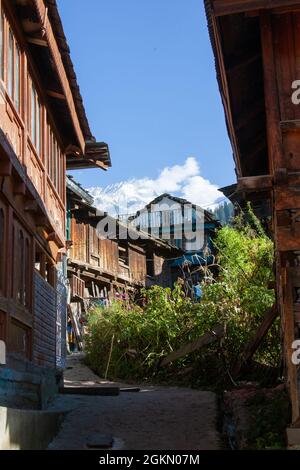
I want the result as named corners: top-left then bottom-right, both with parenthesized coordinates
top-left (213, 0), bottom-right (300, 17)
top-left (160, 325), bottom-right (224, 367)
top-left (232, 305), bottom-right (278, 377)
top-left (277, 225), bottom-right (300, 251)
top-left (27, 37), bottom-right (48, 47)
top-left (47, 90), bottom-right (66, 100)
top-left (275, 187), bottom-right (300, 211)
top-left (273, 13), bottom-right (296, 122)
top-left (280, 120), bottom-right (300, 130)
top-left (209, 8), bottom-right (242, 176)
top-left (260, 11), bottom-right (283, 174)
top-left (237, 175), bottom-right (273, 191)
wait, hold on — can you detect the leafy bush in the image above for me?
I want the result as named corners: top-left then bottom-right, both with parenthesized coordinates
top-left (85, 283), bottom-right (208, 380)
top-left (85, 205), bottom-right (278, 384)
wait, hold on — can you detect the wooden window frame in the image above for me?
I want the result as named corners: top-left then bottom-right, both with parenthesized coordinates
top-left (12, 220), bottom-right (33, 312)
top-left (30, 78), bottom-right (42, 156)
top-left (6, 22), bottom-right (21, 113)
top-left (17, 229), bottom-right (24, 305)
top-left (47, 118), bottom-right (64, 199)
top-left (0, 10), bottom-right (4, 82)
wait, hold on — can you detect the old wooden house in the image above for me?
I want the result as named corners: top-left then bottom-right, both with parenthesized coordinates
top-left (67, 178), bottom-right (180, 347)
top-left (0, 0), bottom-right (110, 407)
top-left (129, 194), bottom-right (220, 293)
top-left (205, 0), bottom-right (300, 431)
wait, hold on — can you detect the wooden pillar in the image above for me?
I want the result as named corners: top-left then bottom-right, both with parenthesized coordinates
top-left (260, 11), bottom-right (300, 424)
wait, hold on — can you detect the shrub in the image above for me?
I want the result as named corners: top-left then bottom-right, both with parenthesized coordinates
top-left (85, 205), bottom-right (278, 384)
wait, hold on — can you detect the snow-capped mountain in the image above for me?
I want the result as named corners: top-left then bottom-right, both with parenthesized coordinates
top-left (87, 157), bottom-right (224, 217)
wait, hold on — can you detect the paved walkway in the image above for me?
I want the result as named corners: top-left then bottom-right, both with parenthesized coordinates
top-left (48, 354), bottom-right (221, 450)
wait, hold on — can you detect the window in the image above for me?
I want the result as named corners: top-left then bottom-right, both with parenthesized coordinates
top-left (118, 244), bottom-right (129, 267)
top-left (31, 82), bottom-right (41, 154)
top-left (15, 45), bottom-right (20, 111)
top-left (7, 30), bottom-right (13, 97)
top-left (17, 230), bottom-right (24, 304)
top-left (7, 27), bottom-right (21, 111)
top-left (0, 13), bottom-right (3, 81)
top-left (13, 224), bottom-right (32, 309)
top-left (47, 122), bottom-right (63, 198)
top-left (25, 239), bottom-right (30, 308)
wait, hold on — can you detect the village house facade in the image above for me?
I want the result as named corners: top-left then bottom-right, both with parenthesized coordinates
top-left (66, 179), bottom-right (180, 349)
top-left (129, 194), bottom-right (220, 293)
top-left (0, 0), bottom-right (110, 407)
top-left (205, 0), bottom-right (300, 435)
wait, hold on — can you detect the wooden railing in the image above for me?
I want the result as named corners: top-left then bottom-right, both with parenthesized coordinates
top-left (71, 275), bottom-right (85, 299)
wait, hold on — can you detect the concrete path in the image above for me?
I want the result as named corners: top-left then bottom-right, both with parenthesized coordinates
top-left (48, 354), bottom-right (220, 450)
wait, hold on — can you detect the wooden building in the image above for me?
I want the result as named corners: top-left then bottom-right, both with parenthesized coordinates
top-left (129, 194), bottom-right (220, 293)
top-left (205, 0), bottom-right (300, 428)
top-left (0, 0), bottom-right (110, 407)
top-left (67, 178), bottom-right (180, 346)
top-left (67, 178), bottom-right (180, 299)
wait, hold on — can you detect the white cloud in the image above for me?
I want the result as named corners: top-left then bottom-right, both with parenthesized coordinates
top-left (88, 157), bottom-right (223, 216)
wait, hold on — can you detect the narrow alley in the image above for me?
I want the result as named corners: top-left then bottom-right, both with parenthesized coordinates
top-left (48, 354), bottom-right (221, 450)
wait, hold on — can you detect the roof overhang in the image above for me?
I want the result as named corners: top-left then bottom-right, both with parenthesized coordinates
top-left (66, 142), bottom-right (111, 170)
top-left (205, 1), bottom-right (300, 179)
top-left (211, 0), bottom-right (300, 17)
top-left (9, 0), bottom-right (112, 171)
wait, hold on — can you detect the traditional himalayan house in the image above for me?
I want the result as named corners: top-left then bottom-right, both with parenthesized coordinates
top-left (66, 179), bottom-right (180, 349)
top-left (0, 0), bottom-right (110, 408)
top-left (205, 0), bottom-right (300, 434)
top-left (129, 194), bottom-right (220, 294)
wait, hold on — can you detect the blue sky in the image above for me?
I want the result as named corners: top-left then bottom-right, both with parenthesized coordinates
top-left (58, 0), bottom-right (235, 213)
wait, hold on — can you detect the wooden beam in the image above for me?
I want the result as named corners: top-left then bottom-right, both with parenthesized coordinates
top-left (160, 325), bottom-right (224, 367)
top-left (33, 0), bottom-right (86, 152)
top-left (47, 232), bottom-right (59, 242)
top-left (47, 90), bottom-right (66, 100)
top-left (232, 305), bottom-right (278, 377)
top-left (237, 174), bottom-right (273, 192)
top-left (260, 11), bottom-right (283, 175)
top-left (213, 0), bottom-right (300, 17)
top-left (209, 6), bottom-right (242, 176)
top-left (27, 37), bottom-right (48, 47)
top-left (280, 120), bottom-right (300, 131)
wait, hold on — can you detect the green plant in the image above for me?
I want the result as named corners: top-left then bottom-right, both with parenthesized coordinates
top-left (85, 205), bottom-right (279, 386)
